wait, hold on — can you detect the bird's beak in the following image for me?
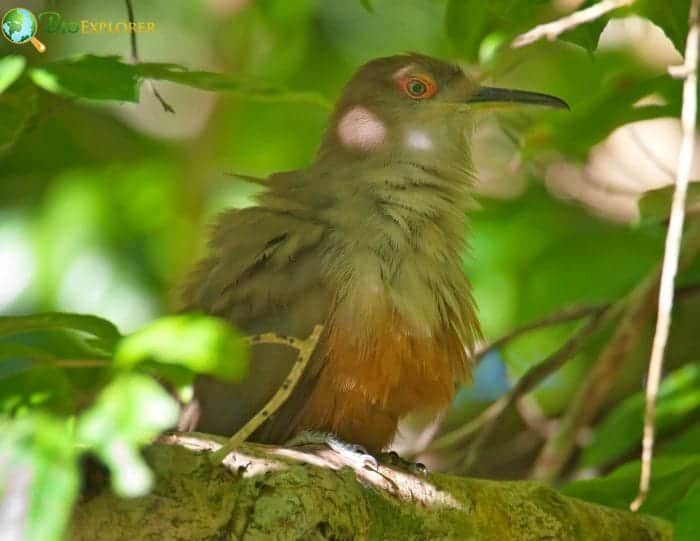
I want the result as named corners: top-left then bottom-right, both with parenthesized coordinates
top-left (467, 86), bottom-right (569, 110)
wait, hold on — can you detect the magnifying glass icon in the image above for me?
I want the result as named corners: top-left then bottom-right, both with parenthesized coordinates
top-left (1, 8), bottom-right (47, 53)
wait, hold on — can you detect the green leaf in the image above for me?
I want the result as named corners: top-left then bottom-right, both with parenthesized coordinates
top-left (0, 81), bottom-right (37, 153)
top-left (445, 0), bottom-right (549, 61)
top-left (563, 454), bottom-right (700, 519)
top-left (0, 362), bottom-right (74, 416)
top-left (360, 0), bottom-right (374, 13)
top-left (566, 0), bottom-right (690, 55)
top-left (638, 182), bottom-right (700, 222)
top-left (445, 0), bottom-right (491, 62)
top-left (675, 479), bottom-right (700, 541)
top-left (114, 314), bottom-right (248, 383)
top-left (527, 72), bottom-right (677, 160)
top-left (76, 373), bottom-right (179, 497)
top-left (0, 312), bottom-right (122, 356)
top-left (28, 55), bottom-right (330, 108)
top-left (136, 63), bottom-right (331, 107)
top-left (0, 55), bottom-right (26, 94)
top-left (555, 0), bottom-right (625, 52)
top-left (580, 363), bottom-right (700, 469)
top-left (0, 415), bottom-right (79, 541)
top-left (636, 0), bottom-right (689, 55)
top-left (29, 56), bottom-right (140, 101)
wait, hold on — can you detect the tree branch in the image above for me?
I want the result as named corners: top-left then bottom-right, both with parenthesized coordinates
top-left (212, 325), bottom-right (324, 462)
top-left (458, 307), bottom-right (615, 472)
top-left (428, 306), bottom-right (610, 457)
top-left (70, 436), bottom-right (672, 540)
top-left (511, 0), bottom-right (634, 48)
top-left (630, 0), bottom-right (700, 512)
top-left (532, 226), bottom-right (700, 484)
top-left (124, 0), bottom-right (174, 113)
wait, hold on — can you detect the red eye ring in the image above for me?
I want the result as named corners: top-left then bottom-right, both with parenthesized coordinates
top-left (400, 75), bottom-right (437, 100)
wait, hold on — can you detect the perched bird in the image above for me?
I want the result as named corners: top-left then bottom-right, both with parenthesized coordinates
top-left (180, 53), bottom-right (567, 452)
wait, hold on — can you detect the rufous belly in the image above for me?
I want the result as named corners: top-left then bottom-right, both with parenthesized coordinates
top-left (296, 315), bottom-right (468, 452)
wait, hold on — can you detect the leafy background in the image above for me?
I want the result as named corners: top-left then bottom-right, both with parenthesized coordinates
top-left (0, 0), bottom-right (699, 539)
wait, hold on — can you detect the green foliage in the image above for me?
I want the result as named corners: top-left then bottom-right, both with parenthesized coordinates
top-left (0, 80), bottom-right (37, 152)
top-left (563, 455), bottom-right (700, 519)
top-left (1, 0), bottom-right (699, 538)
top-left (445, 0), bottom-right (551, 61)
top-left (580, 363), bottom-right (700, 469)
top-left (638, 182), bottom-right (700, 222)
top-left (0, 415), bottom-right (79, 541)
top-left (675, 480), bottom-right (700, 541)
top-left (0, 311), bottom-right (247, 538)
top-left (28, 54), bottom-right (330, 108)
top-left (0, 55), bottom-right (26, 93)
top-left (114, 313), bottom-right (249, 385)
top-left (76, 373), bottom-right (178, 496)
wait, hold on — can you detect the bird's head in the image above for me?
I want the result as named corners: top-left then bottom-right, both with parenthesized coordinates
top-left (316, 53), bottom-right (567, 165)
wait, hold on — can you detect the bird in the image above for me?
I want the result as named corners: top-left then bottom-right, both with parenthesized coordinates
top-left (179, 53), bottom-right (567, 453)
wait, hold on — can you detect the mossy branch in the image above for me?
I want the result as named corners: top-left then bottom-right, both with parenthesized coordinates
top-left (70, 435), bottom-right (671, 541)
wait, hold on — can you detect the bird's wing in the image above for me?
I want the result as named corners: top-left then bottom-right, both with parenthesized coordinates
top-left (179, 206), bottom-right (331, 438)
top-left (181, 206), bottom-right (327, 325)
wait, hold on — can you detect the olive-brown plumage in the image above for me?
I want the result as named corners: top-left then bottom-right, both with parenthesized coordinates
top-left (180, 53), bottom-right (566, 451)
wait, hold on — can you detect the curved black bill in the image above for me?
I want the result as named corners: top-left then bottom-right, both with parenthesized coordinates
top-left (468, 86), bottom-right (569, 110)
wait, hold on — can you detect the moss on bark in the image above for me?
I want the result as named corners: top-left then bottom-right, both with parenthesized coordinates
top-left (69, 435), bottom-right (671, 541)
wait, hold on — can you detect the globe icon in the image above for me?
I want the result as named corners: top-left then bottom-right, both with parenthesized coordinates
top-left (1, 7), bottom-right (46, 52)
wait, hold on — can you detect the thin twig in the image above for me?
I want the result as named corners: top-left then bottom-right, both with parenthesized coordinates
top-left (428, 306), bottom-right (610, 456)
top-left (532, 236), bottom-right (700, 483)
top-left (212, 325), bottom-right (324, 463)
top-left (531, 275), bottom-right (659, 482)
top-left (512, 0), bottom-right (635, 48)
top-left (458, 307), bottom-right (614, 472)
top-left (630, 0), bottom-right (700, 512)
top-left (125, 0), bottom-right (174, 113)
top-left (54, 359), bottom-right (109, 367)
top-left (474, 303), bottom-right (607, 363)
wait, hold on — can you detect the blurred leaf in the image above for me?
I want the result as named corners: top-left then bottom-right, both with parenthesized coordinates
top-left (360, 0), bottom-right (374, 13)
top-left (0, 415), bottom-right (79, 541)
top-left (0, 55), bottom-right (26, 94)
top-left (28, 55), bottom-right (330, 108)
top-left (675, 479), bottom-right (700, 541)
top-left (552, 0), bottom-right (687, 53)
top-left (114, 314), bottom-right (248, 383)
top-left (29, 56), bottom-right (139, 101)
top-left (0, 362), bottom-right (74, 415)
top-left (445, 0), bottom-right (491, 61)
top-left (559, 16), bottom-right (607, 52)
top-left (138, 63), bottom-right (331, 107)
top-left (445, 0), bottom-right (549, 61)
top-left (0, 81), bottom-right (37, 153)
top-left (563, 454), bottom-right (700, 519)
top-left (580, 363), bottom-right (700, 469)
top-left (661, 421), bottom-right (700, 455)
top-left (527, 73), bottom-right (677, 160)
top-left (76, 373), bottom-right (178, 497)
top-left (0, 313), bottom-right (122, 356)
top-left (638, 182), bottom-right (700, 222)
top-left (635, 0), bottom-right (689, 55)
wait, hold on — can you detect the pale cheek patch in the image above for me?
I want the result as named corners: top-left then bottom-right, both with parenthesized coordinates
top-left (405, 129), bottom-right (433, 151)
top-left (337, 106), bottom-right (386, 152)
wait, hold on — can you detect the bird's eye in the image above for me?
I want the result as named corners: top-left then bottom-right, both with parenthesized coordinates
top-left (401, 75), bottom-right (437, 100)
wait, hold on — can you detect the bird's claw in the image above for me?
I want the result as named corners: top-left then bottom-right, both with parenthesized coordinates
top-left (377, 450), bottom-right (429, 475)
top-left (286, 430), bottom-right (379, 470)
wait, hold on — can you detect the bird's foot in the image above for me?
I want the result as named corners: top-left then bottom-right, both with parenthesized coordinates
top-left (376, 450), bottom-right (428, 475)
top-left (286, 430), bottom-right (378, 470)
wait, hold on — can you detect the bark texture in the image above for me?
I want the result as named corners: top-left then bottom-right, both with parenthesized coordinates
top-left (69, 434), bottom-right (671, 541)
